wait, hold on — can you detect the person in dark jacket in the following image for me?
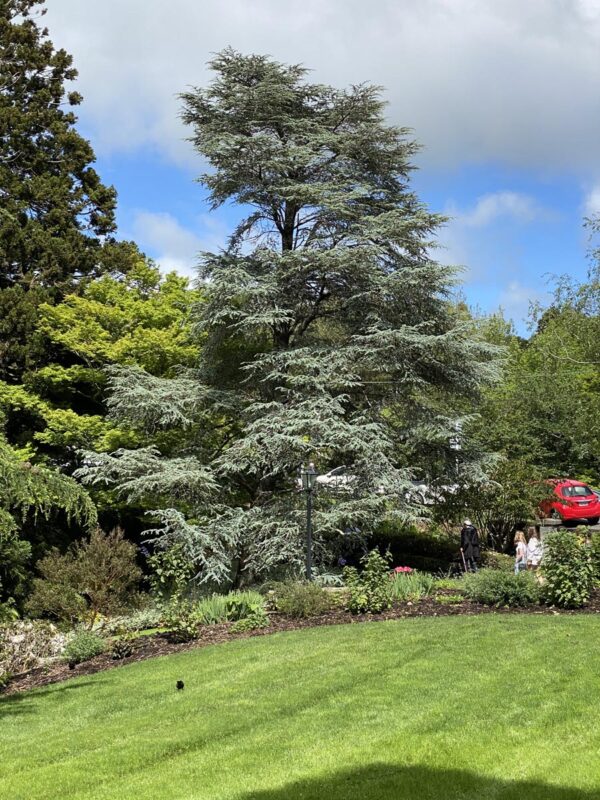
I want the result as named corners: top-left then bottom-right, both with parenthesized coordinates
top-left (460, 519), bottom-right (480, 572)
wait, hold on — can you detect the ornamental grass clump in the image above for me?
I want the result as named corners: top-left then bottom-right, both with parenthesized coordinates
top-left (541, 530), bottom-right (594, 608)
top-left (463, 569), bottom-right (540, 607)
top-left (390, 570), bottom-right (436, 602)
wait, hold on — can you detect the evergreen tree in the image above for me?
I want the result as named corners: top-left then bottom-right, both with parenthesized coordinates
top-left (79, 51), bottom-right (499, 586)
top-left (0, 0), bottom-right (121, 381)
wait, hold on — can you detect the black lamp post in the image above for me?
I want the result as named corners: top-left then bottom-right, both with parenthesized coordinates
top-left (300, 462), bottom-right (317, 580)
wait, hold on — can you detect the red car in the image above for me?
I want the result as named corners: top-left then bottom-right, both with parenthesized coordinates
top-left (541, 479), bottom-right (600, 525)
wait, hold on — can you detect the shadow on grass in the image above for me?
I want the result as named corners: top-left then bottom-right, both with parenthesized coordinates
top-left (240, 764), bottom-right (597, 800)
top-left (0, 680), bottom-right (106, 718)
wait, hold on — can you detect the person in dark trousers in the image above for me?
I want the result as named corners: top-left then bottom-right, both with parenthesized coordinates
top-left (460, 519), bottom-right (480, 572)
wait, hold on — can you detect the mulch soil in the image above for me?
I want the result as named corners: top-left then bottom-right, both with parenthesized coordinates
top-left (5, 589), bottom-right (600, 697)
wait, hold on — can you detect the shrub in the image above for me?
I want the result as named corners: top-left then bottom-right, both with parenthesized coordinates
top-left (463, 569), bottom-right (540, 607)
top-left (164, 601), bottom-right (200, 642)
top-left (0, 620), bottom-right (67, 683)
top-left (590, 533), bottom-right (600, 585)
top-left (272, 582), bottom-right (332, 619)
top-left (343, 549), bottom-right (392, 614)
top-left (62, 630), bottom-right (106, 666)
top-left (369, 522), bottom-right (459, 572)
top-left (224, 591), bottom-right (265, 622)
top-left (26, 527), bottom-right (142, 627)
top-left (229, 607), bottom-right (269, 633)
top-left (194, 594), bottom-right (229, 625)
top-left (147, 543), bottom-right (195, 602)
top-left (542, 530), bottom-right (594, 608)
top-left (390, 571), bottom-right (436, 602)
top-left (104, 606), bottom-right (164, 635)
top-left (479, 550), bottom-right (514, 573)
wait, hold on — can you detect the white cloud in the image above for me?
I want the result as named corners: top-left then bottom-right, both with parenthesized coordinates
top-left (498, 280), bottom-right (551, 327)
top-left (583, 186), bottom-right (600, 218)
top-left (452, 191), bottom-right (541, 228)
top-left (131, 211), bottom-right (228, 277)
top-left (43, 0), bottom-right (600, 174)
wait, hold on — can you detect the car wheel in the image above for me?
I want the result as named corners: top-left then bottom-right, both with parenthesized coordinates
top-left (588, 517), bottom-right (599, 526)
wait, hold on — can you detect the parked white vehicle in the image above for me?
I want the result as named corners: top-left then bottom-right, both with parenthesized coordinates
top-left (296, 465), bottom-right (356, 491)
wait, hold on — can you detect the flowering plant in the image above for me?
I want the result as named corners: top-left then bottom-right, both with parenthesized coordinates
top-left (393, 566), bottom-right (413, 574)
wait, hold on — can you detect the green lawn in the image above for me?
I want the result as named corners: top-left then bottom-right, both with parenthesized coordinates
top-left (2, 615), bottom-right (600, 799)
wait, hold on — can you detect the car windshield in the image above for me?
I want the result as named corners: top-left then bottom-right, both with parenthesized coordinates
top-left (561, 485), bottom-right (593, 498)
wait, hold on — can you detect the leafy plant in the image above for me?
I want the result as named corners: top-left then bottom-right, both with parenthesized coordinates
top-left (272, 581), bottom-right (332, 619)
top-left (26, 527), bottom-right (142, 627)
top-left (479, 550), bottom-right (514, 573)
top-left (104, 606), bottom-right (164, 635)
top-left (110, 633), bottom-right (135, 660)
top-left (163, 601), bottom-right (200, 643)
top-left (463, 569), bottom-right (540, 607)
top-left (541, 530), bottom-right (594, 608)
top-left (224, 591), bottom-right (266, 622)
top-left (435, 594), bottom-right (464, 605)
top-left (343, 549), bottom-right (392, 614)
top-left (147, 543), bottom-right (195, 602)
top-left (229, 607), bottom-right (269, 633)
top-left (62, 630), bottom-right (106, 666)
top-left (389, 571), bottom-right (436, 602)
top-left (433, 577), bottom-right (464, 591)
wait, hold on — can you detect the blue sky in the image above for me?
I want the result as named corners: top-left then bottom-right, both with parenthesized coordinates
top-left (46, 0), bottom-right (600, 335)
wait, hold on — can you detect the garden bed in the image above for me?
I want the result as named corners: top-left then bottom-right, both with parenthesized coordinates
top-left (6, 589), bottom-right (600, 696)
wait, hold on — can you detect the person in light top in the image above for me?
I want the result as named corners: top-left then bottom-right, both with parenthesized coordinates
top-left (526, 526), bottom-right (543, 571)
top-left (514, 530), bottom-right (528, 574)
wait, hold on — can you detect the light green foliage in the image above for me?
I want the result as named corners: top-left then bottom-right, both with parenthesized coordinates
top-left (26, 528), bottom-right (142, 626)
top-left (163, 600), bottom-right (200, 642)
top-left (270, 581), bottom-right (332, 618)
top-left (5, 618), bottom-right (600, 798)
top-left (343, 549), bottom-right (392, 613)
top-left (479, 550), bottom-right (515, 572)
top-left (389, 571), bottom-right (436, 602)
top-left (542, 530), bottom-right (594, 608)
top-left (435, 593), bottom-right (465, 605)
top-left (433, 577), bottom-right (465, 591)
top-left (62, 629), bottom-right (106, 666)
top-left (471, 223), bottom-right (600, 483)
top-left (590, 533), bottom-right (600, 584)
top-left (463, 568), bottom-right (540, 607)
top-left (229, 607), bottom-right (269, 632)
top-left (147, 543), bottom-right (196, 602)
top-left (82, 50), bottom-right (500, 587)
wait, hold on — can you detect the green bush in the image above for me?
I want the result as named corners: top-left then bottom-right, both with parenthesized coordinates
top-left (590, 533), bottom-right (600, 584)
top-left (147, 543), bottom-right (195, 602)
top-left (479, 550), bottom-right (514, 573)
top-left (229, 607), bottom-right (269, 633)
top-left (224, 591), bottom-right (265, 622)
top-left (433, 577), bottom-right (464, 591)
top-left (389, 571), bottom-right (436, 602)
top-left (369, 522), bottom-right (459, 572)
top-left (104, 606), bottom-right (164, 635)
top-left (463, 569), bottom-right (540, 607)
top-left (343, 549), bottom-right (392, 614)
top-left (272, 582), bottom-right (332, 619)
top-left (542, 530), bottom-right (594, 608)
top-left (62, 630), bottom-right (106, 666)
top-left (164, 601), bottom-right (200, 642)
top-left (26, 527), bottom-right (142, 627)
